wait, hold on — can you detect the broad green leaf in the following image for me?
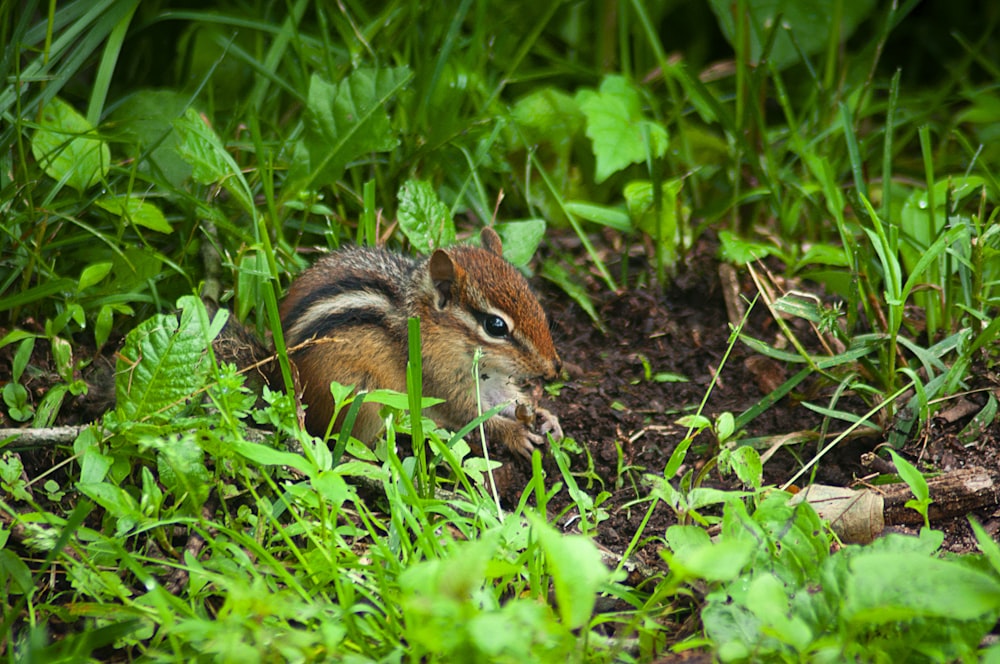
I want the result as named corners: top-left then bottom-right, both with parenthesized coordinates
top-left (576, 75), bottom-right (668, 183)
top-left (31, 97), bottom-right (110, 191)
top-left (844, 552), bottom-right (1000, 623)
top-left (624, 179), bottom-right (683, 250)
top-left (494, 219), bottom-right (546, 268)
top-left (174, 107), bottom-right (254, 215)
top-left (291, 67), bottom-right (412, 190)
top-left (95, 195), bottom-right (172, 233)
top-left (511, 87), bottom-right (583, 148)
top-left (397, 179), bottom-right (455, 252)
top-left (111, 89), bottom-right (192, 187)
top-left (708, 0), bottom-right (877, 70)
top-left (108, 247), bottom-right (163, 294)
top-left (745, 575), bottom-right (813, 652)
top-left (115, 297), bottom-right (223, 421)
top-left (79, 445), bottom-right (113, 485)
top-left (530, 513), bottom-right (609, 629)
top-left (723, 445), bottom-right (763, 490)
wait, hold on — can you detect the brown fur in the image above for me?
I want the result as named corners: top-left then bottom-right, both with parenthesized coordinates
top-left (280, 228), bottom-right (562, 457)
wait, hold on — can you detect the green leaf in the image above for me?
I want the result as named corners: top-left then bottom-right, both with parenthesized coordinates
top-left (79, 445), bottom-right (113, 485)
top-left (511, 87), bottom-right (583, 148)
top-left (77, 262), bottom-right (114, 291)
top-left (230, 438), bottom-right (314, 476)
top-left (576, 75), bottom-right (668, 183)
top-left (174, 107), bottom-right (254, 215)
top-left (397, 179), bottom-right (455, 253)
top-left (564, 201), bottom-right (633, 232)
top-left (494, 219), bottom-right (546, 267)
top-left (76, 482), bottom-right (143, 533)
top-left (0, 549), bottom-right (33, 594)
top-left (147, 434), bottom-right (211, 515)
top-left (95, 195), bottom-right (172, 233)
top-left (724, 445), bottom-right (763, 490)
top-left (530, 513), bottom-right (609, 629)
top-left (11, 337), bottom-right (35, 383)
top-left (624, 179), bottom-right (683, 241)
top-left (708, 0), bottom-right (877, 70)
top-left (540, 260), bottom-right (603, 331)
top-left (115, 297), bottom-right (223, 421)
top-left (111, 89), bottom-right (192, 187)
top-left (665, 524), bottom-right (755, 581)
top-left (718, 229), bottom-right (779, 264)
top-left (291, 67), bottom-right (411, 190)
top-left (31, 97), bottom-right (110, 191)
top-left (887, 449), bottom-right (930, 502)
top-left (844, 551), bottom-right (1000, 623)
top-left (2, 383), bottom-right (32, 422)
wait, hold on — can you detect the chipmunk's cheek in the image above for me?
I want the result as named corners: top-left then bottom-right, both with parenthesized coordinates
top-left (477, 371), bottom-right (520, 411)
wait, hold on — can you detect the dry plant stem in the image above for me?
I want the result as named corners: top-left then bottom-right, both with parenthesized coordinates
top-left (0, 425), bottom-right (85, 447)
top-left (0, 425), bottom-right (276, 449)
top-left (755, 261), bottom-right (840, 356)
top-left (747, 263), bottom-right (822, 369)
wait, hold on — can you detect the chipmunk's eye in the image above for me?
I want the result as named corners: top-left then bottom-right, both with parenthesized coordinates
top-left (482, 314), bottom-right (509, 338)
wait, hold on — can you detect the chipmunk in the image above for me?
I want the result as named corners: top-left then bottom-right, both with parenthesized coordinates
top-left (279, 227), bottom-right (562, 458)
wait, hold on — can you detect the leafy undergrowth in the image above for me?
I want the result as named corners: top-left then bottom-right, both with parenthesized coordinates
top-left (4, 0), bottom-right (1000, 661)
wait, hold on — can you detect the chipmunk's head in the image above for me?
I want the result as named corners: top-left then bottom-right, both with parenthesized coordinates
top-left (427, 227), bottom-right (561, 383)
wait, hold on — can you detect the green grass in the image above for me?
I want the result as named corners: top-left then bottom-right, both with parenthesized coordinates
top-left (3, 0), bottom-right (1000, 661)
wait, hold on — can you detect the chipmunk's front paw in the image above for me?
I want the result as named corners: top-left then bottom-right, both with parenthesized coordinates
top-left (534, 406), bottom-right (563, 442)
top-left (503, 404), bottom-right (562, 459)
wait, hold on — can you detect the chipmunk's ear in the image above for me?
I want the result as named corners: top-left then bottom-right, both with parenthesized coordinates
top-left (429, 250), bottom-right (457, 307)
top-left (480, 227), bottom-right (503, 256)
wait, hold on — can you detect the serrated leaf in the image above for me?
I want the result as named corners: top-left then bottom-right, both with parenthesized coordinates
top-left (576, 76), bottom-right (668, 183)
top-left (31, 97), bottom-right (110, 191)
top-left (174, 108), bottom-right (254, 214)
top-left (115, 298), bottom-right (224, 421)
top-left (397, 178), bottom-right (455, 252)
top-left (292, 67), bottom-right (411, 190)
top-left (95, 195), bottom-right (172, 233)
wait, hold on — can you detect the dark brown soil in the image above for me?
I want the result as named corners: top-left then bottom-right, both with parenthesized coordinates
top-left (517, 234), bottom-right (1000, 569)
top-left (3, 234), bottom-right (999, 573)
